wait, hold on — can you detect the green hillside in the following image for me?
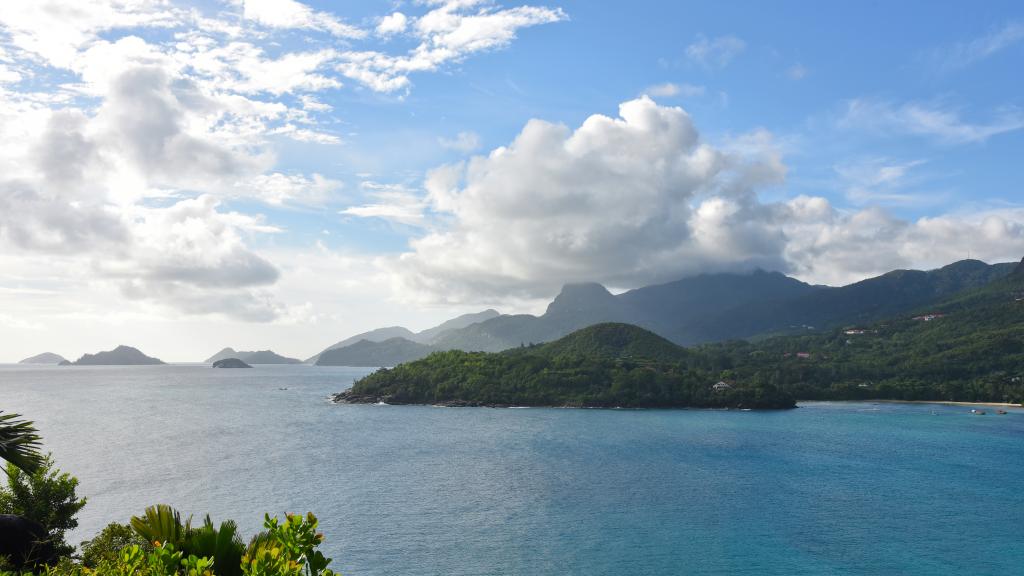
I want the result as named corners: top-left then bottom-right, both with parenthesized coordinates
top-left (525, 323), bottom-right (690, 362)
top-left (335, 323), bottom-right (794, 409)
top-left (704, 258), bottom-right (1024, 403)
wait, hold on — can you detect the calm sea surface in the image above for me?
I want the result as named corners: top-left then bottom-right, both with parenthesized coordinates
top-left (2, 364), bottom-right (1023, 575)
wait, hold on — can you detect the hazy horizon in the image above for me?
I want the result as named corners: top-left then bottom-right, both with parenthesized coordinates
top-left (2, 1), bottom-right (1023, 361)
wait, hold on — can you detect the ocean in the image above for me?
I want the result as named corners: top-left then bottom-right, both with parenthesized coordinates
top-left (2, 364), bottom-right (1023, 575)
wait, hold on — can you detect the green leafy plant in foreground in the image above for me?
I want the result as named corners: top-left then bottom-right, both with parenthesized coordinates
top-left (0, 412), bottom-right (44, 474)
top-left (80, 524), bottom-right (151, 568)
top-left (0, 457), bottom-right (87, 558)
top-left (1, 511), bottom-right (338, 576)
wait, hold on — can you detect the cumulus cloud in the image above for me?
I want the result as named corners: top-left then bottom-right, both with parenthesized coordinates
top-left (685, 34), bottom-right (745, 68)
top-left (841, 99), bottom-right (1024, 144)
top-left (338, 97), bottom-right (1024, 302)
top-left (377, 12), bottom-right (409, 36)
top-left (104, 195), bottom-right (290, 321)
top-left (381, 96), bottom-right (788, 301)
top-left (781, 201), bottom-right (1024, 286)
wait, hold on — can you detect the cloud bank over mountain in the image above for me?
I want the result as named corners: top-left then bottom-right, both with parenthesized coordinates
top-left (351, 97), bottom-right (1024, 301)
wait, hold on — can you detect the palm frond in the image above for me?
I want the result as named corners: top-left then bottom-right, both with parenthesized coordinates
top-left (0, 411), bottom-right (44, 474)
top-left (186, 517), bottom-right (245, 576)
top-left (130, 504), bottom-right (190, 548)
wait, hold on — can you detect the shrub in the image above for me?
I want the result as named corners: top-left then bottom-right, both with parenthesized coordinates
top-left (0, 456), bottom-right (87, 559)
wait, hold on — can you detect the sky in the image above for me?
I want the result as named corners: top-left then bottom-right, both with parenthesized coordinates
top-left (0, 0), bottom-right (1023, 362)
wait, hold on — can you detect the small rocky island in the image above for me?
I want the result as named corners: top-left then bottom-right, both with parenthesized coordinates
top-left (72, 345), bottom-right (165, 365)
top-left (212, 358), bottom-right (252, 368)
top-left (18, 352), bottom-right (68, 364)
top-left (205, 348), bottom-right (301, 364)
top-left (333, 323), bottom-right (796, 409)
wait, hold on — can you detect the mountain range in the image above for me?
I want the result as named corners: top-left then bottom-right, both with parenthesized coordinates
top-left (314, 258), bottom-right (1015, 366)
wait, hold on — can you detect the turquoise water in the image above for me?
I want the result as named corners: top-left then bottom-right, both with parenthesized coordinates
top-left (2, 364), bottom-right (1023, 575)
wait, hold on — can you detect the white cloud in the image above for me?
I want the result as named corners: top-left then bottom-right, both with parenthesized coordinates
top-left (342, 182), bottom-right (429, 226)
top-left (686, 34), bottom-right (745, 68)
top-left (241, 0), bottom-right (365, 38)
top-left (0, 0), bottom-right (184, 69)
top-left (781, 201), bottom-right (1024, 286)
top-left (336, 1), bottom-right (567, 93)
top-left (235, 172), bottom-right (343, 205)
top-left (438, 130), bottom-right (481, 152)
top-left (379, 96), bottom-right (787, 301)
top-left (336, 97), bottom-right (1024, 302)
top-left (841, 99), bottom-right (1024, 144)
top-left (377, 12), bottom-right (409, 36)
top-left (932, 20), bottom-right (1024, 71)
top-left (0, 63), bottom-right (23, 83)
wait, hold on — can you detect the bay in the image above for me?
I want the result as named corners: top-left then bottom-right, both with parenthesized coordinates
top-left (2, 364), bottom-right (1023, 575)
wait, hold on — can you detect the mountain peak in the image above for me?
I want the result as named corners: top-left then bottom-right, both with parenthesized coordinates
top-left (548, 281), bottom-right (613, 305)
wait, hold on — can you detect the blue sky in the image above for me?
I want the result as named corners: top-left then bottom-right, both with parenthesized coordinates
top-left (0, 0), bottom-right (1022, 360)
top-left (256, 0), bottom-right (1024, 249)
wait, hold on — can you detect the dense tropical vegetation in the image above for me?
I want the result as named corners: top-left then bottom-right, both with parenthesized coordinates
top-left (337, 324), bottom-right (796, 409)
top-left (339, 262), bottom-right (1024, 408)
top-left (703, 264), bottom-right (1024, 403)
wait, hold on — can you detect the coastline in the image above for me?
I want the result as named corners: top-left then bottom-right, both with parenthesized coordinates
top-left (332, 392), bottom-right (796, 410)
top-left (809, 399), bottom-right (1024, 409)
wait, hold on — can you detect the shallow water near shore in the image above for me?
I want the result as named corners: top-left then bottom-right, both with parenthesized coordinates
top-left (3, 364), bottom-right (1024, 576)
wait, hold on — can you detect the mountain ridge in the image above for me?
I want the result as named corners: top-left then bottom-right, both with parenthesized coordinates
top-left (427, 259), bottom-right (1017, 352)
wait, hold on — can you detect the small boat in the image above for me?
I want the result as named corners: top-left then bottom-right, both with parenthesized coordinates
top-left (997, 409), bottom-right (1008, 415)
top-left (970, 409), bottom-right (987, 415)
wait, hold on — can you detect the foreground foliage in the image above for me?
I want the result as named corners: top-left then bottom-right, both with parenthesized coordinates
top-left (2, 511), bottom-right (338, 576)
top-left (0, 457), bottom-right (87, 559)
top-left (0, 412), bottom-right (44, 474)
